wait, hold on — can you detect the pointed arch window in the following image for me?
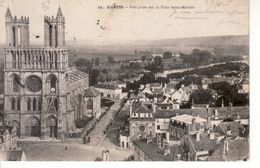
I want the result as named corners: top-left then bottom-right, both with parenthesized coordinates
top-left (12, 53), bottom-right (16, 68)
top-left (27, 98), bottom-right (31, 111)
top-left (38, 98), bottom-right (42, 111)
top-left (17, 26), bottom-right (21, 46)
top-left (31, 118), bottom-right (39, 126)
top-left (13, 26), bottom-right (16, 46)
top-left (48, 75), bottom-right (57, 93)
top-left (13, 75), bottom-right (19, 92)
top-left (33, 98), bottom-right (37, 111)
top-left (11, 97), bottom-right (16, 110)
top-left (17, 97), bottom-right (20, 111)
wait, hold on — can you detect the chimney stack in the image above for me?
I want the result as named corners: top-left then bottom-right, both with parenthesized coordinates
top-left (129, 105), bottom-right (132, 117)
top-left (152, 103), bottom-right (156, 113)
top-left (214, 109), bottom-right (218, 120)
top-left (196, 133), bottom-right (200, 141)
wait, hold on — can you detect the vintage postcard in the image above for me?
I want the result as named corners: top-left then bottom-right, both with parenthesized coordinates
top-left (0, 0), bottom-right (249, 162)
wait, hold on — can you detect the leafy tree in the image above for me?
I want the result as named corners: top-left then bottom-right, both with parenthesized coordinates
top-left (141, 56), bottom-right (146, 61)
top-left (140, 73), bottom-right (156, 85)
top-left (89, 69), bottom-right (100, 86)
top-left (107, 56), bottom-right (115, 64)
top-left (190, 89), bottom-right (214, 104)
top-left (163, 51), bottom-right (173, 59)
top-left (154, 56), bottom-right (162, 66)
top-left (95, 57), bottom-right (100, 66)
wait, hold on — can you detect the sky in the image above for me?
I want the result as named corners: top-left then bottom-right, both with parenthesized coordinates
top-left (0, 0), bottom-right (249, 45)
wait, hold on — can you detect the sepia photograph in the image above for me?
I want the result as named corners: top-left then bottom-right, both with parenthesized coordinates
top-left (0, 0), bottom-right (251, 164)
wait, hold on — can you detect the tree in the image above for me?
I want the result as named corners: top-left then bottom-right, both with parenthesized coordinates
top-left (190, 89), bottom-right (214, 104)
top-left (140, 72), bottom-right (156, 85)
top-left (89, 69), bottom-right (100, 86)
top-left (74, 58), bottom-right (93, 73)
top-left (154, 56), bottom-right (162, 66)
top-left (141, 56), bottom-right (146, 61)
top-left (163, 51), bottom-right (173, 59)
top-left (107, 56), bottom-right (115, 64)
top-left (95, 57), bottom-right (100, 66)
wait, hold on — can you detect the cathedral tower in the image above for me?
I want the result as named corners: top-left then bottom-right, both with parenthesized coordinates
top-left (44, 6), bottom-right (65, 47)
top-left (4, 7), bottom-right (69, 139)
top-left (5, 7), bottom-right (30, 47)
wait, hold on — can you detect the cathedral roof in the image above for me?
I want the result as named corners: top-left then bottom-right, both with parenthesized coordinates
top-left (84, 87), bottom-right (100, 97)
top-left (67, 67), bottom-right (88, 83)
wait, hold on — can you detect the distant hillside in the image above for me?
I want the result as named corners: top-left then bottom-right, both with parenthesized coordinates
top-left (67, 35), bottom-right (249, 61)
top-left (0, 35), bottom-right (249, 63)
top-left (144, 35), bottom-right (249, 48)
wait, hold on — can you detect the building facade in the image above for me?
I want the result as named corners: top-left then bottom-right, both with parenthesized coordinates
top-left (81, 87), bottom-right (101, 119)
top-left (3, 8), bottom-right (88, 139)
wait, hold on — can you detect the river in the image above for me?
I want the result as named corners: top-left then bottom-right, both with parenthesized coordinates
top-left (124, 59), bottom-right (249, 81)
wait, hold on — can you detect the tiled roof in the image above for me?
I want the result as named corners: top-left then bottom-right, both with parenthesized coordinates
top-left (133, 139), bottom-right (170, 161)
top-left (186, 132), bottom-right (218, 152)
top-left (150, 83), bottom-right (161, 87)
top-left (133, 104), bottom-right (152, 114)
top-left (67, 67), bottom-right (88, 83)
top-left (166, 106), bottom-right (249, 120)
top-left (166, 83), bottom-right (176, 89)
top-left (153, 88), bottom-right (164, 94)
top-left (171, 114), bottom-right (207, 125)
top-left (94, 84), bottom-right (119, 90)
top-left (215, 121), bottom-right (245, 136)
top-left (84, 86), bottom-right (100, 97)
top-left (208, 137), bottom-right (249, 161)
top-left (154, 110), bottom-right (177, 118)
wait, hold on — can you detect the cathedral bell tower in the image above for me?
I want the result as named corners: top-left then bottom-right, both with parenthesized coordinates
top-left (44, 6), bottom-right (65, 47)
top-left (5, 7), bottom-right (30, 47)
top-left (4, 7), bottom-right (68, 139)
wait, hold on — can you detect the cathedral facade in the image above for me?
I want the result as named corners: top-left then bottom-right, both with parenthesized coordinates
top-left (3, 7), bottom-right (89, 139)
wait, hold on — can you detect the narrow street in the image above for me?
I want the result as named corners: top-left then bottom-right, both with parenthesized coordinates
top-left (88, 99), bottom-right (122, 147)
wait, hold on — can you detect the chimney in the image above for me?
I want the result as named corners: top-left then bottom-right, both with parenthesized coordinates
top-left (129, 105), bottom-right (132, 117)
top-left (214, 109), bottom-right (218, 120)
top-left (207, 107), bottom-right (211, 129)
top-left (196, 132), bottom-right (200, 141)
top-left (152, 103), bottom-right (156, 113)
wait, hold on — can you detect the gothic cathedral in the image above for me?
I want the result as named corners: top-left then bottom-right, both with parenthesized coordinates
top-left (3, 7), bottom-right (85, 139)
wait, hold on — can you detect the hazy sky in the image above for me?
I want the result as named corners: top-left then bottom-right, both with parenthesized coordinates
top-left (0, 0), bottom-right (249, 44)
